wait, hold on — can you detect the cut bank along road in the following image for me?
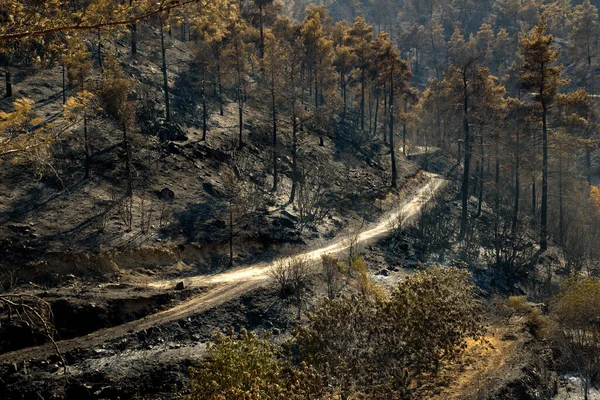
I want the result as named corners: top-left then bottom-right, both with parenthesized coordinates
top-left (0, 172), bottom-right (445, 365)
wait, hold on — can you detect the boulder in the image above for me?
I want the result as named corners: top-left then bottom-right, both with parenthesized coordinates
top-left (158, 188), bottom-right (175, 201)
top-left (158, 121), bottom-right (187, 142)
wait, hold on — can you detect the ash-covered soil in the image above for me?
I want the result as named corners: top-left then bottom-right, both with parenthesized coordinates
top-left (0, 20), bottom-right (419, 286)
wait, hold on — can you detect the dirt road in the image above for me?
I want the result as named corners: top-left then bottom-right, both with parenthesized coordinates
top-left (149, 172), bottom-right (445, 290)
top-left (0, 172), bottom-right (445, 365)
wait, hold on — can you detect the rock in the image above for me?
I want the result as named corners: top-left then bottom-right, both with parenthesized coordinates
top-left (175, 281), bottom-right (185, 290)
top-left (272, 216), bottom-right (296, 229)
top-left (7, 223), bottom-right (32, 234)
top-left (203, 182), bottom-right (216, 196)
top-left (157, 121), bottom-right (187, 142)
top-left (158, 187), bottom-right (175, 201)
top-left (165, 142), bottom-right (182, 154)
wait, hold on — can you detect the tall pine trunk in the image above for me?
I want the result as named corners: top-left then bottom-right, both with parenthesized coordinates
top-left (541, 103), bottom-right (548, 251)
top-left (4, 66), bottom-right (12, 98)
top-left (513, 129), bottom-right (521, 233)
top-left (236, 47), bottom-right (244, 148)
top-left (129, 1), bottom-right (137, 55)
top-left (390, 66), bottom-right (397, 189)
top-left (374, 91), bottom-right (379, 139)
top-left (160, 20), bottom-right (170, 122)
top-left (459, 70), bottom-right (471, 239)
top-left (97, 29), bottom-right (103, 73)
top-left (84, 113), bottom-right (90, 179)
top-left (558, 144), bottom-right (564, 246)
top-left (229, 201), bottom-right (233, 267)
top-left (361, 68), bottom-right (365, 132)
top-left (62, 63), bottom-right (66, 104)
top-left (271, 85), bottom-right (278, 192)
top-left (123, 120), bottom-right (132, 197)
top-left (258, 4), bottom-right (264, 59)
top-left (477, 131), bottom-right (484, 217)
top-left (289, 114), bottom-right (298, 203)
top-left (217, 53), bottom-right (224, 116)
top-left (402, 97), bottom-right (408, 155)
top-left (201, 62), bottom-right (207, 140)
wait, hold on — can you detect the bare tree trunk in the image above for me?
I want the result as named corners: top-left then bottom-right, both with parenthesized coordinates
top-left (84, 113), bottom-right (90, 179)
top-left (236, 44), bottom-right (244, 148)
top-left (430, 27), bottom-right (440, 81)
top-left (402, 97), bottom-right (408, 156)
top-left (271, 86), bottom-right (278, 192)
top-left (123, 120), bottom-right (132, 197)
top-left (361, 68), bottom-right (365, 132)
top-left (4, 66), bottom-right (12, 98)
top-left (459, 69), bottom-right (471, 239)
top-left (390, 67), bottom-right (397, 189)
top-left (513, 130), bottom-right (520, 233)
top-left (217, 53), bottom-right (224, 116)
top-left (476, 163), bottom-right (483, 216)
top-left (238, 98), bottom-right (244, 148)
top-left (62, 63), bottom-right (66, 104)
top-left (201, 62), bottom-right (208, 141)
top-left (586, 148), bottom-right (592, 185)
top-left (374, 91), bottom-right (379, 138)
top-left (383, 82), bottom-right (388, 143)
top-left (315, 68), bottom-right (324, 147)
top-left (129, 0), bottom-right (137, 56)
top-left (258, 3), bottom-right (265, 59)
top-left (97, 29), bottom-right (103, 73)
top-left (289, 114), bottom-right (298, 203)
top-left (131, 22), bottom-right (137, 55)
top-left (341, 73), bottom-right (347, 122)
top-left (559, 146), bottom-right (564, 246)
top-left (229, 201), bottom-right (233, 267)
top-left (368, 96), bottom-right (373, 136)
top-left (160, 19), bottom-right (170, 122)
top-left (541, 103), bottom-right (548, 251)
top-left (532, 176), bottom-right (537, 219)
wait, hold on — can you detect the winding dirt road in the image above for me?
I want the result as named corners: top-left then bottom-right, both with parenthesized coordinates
top-left (0, 172), bottom-right (445, 365)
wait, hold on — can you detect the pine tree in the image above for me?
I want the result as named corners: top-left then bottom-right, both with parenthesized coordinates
top-left (520, 16), bottom-right (568, 251)
top-left (374, 33), bottom-right (411, 189)
top-left (262, 31), bottom-right (287, 192)
top-left (301, 5), bottom-right (336, 146)
top-left (346, 17), bottom-right (373, 133)
top-left (568, 0), bottom-right (599, 69)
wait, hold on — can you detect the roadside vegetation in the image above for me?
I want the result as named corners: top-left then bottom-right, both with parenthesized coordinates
top-left (189, 265), bottom-right (483, 399)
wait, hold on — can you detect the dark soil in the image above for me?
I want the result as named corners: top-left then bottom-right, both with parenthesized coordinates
top-left (0, 285), bottom-right (297, 400)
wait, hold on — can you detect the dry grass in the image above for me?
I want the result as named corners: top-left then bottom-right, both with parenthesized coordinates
top-left (417, 324), bottom-right (523, 400)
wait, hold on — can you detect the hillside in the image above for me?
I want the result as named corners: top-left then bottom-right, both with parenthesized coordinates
top-left (0, 20), bottom-right (418, 285)
top-left (3, 0), bottom-right (600, 399)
